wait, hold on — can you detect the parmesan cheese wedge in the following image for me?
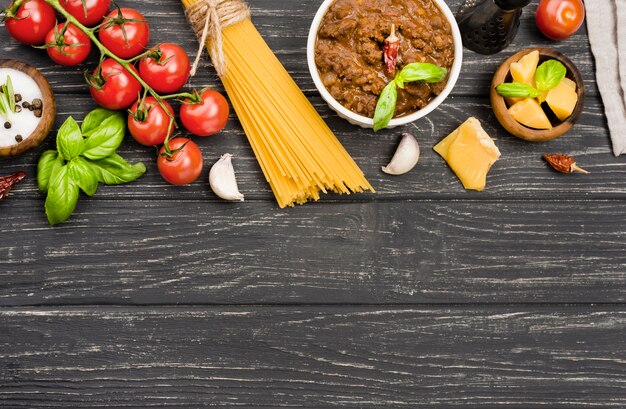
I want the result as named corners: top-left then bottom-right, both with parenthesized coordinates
top-left (508, 98), bottom-right (553, 130)
top-left (434, 117), bottom-right (501, 191)
top-left (506, 50), bottom-right (540, 106)
top-left (545, 79), bottom-right (578, 121)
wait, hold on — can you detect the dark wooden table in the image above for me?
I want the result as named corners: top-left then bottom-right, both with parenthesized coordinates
top-left (1, 0), bottom-right (625, 407)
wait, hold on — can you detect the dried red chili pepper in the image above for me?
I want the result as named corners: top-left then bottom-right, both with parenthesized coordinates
top-left (383, 24), bottom-right (400, 75)
top-left (543, 154), bottom-right (589, 174)
top-left (0, 171), bottom-right (26, 202)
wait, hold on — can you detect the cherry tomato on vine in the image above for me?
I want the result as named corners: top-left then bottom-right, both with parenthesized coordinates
top-left (4, 0), bottom-right (56, 45)
top-left (44, 23), bottom-right (92, 66)
top-left (98, 8), bottom-right (150, 59)
top-left (128, 97), bottom-right (175, 147)
top-left (536, 0), bottom-right (585, 40)
top-left (157, 138), bottom-right (204, 185)
top-left (88, 59), bottom-right (142, 110)
top-left (180, 89), bottom-right (229, 137)
top-left (60, 0), bottom-right (111, 27)
top-left (139, 43), bottom-right (190, 94)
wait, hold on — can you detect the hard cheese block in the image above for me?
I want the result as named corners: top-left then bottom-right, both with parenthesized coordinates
top-left (545, 78), bottom-right (578, 121)
top-left (508, 98), bottom-right (553, 130)
top-left (507, 50), bottom-right (540, 106)
top-left (434, 117), bottom-right (501, 191)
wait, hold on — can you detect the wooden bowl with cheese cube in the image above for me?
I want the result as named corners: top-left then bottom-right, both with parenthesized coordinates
top-left (490, 48), bottom-right (584, 142)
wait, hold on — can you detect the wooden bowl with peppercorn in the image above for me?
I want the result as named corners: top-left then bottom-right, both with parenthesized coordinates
top-left (307, 0), bottom-right (463, 129)
top-left (0, 59), bottom-right (56, 157)
top-left (490, 48), bottom-right (584, 142)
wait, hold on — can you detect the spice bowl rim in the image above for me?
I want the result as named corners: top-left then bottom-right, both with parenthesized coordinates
top-left (490, 47), bottom-right (585, 142)
top-left (0, 59), bottom-right (56, 157)
top-left (306, 0), bottom-right (463, 129)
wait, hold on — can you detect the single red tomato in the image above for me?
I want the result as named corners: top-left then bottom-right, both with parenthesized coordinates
top-left (45, 23), bottom-right (92, 66)
top-left (98, 8), bottom-right (150, 59)
top-left (128, 97), bottom-right (175, 146)
top-left (60, 0), bottom-right (111, 27)
top-left (180, 89), bottom-right (229, 137)
top-left (139, 43), bottom-right (190, 94)
top-left (157, 138), bottom-right (204, 185)
top-left (4, 0), bottom-right (56, 45)
top-left (536, 0), bottom-right (585, 40)
top-left (88, 59), bottom-right (142, 110)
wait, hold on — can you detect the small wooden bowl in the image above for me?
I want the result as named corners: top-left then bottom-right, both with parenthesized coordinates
top-left (490, 48), bottom-right (584, 142)
top-left (0, 59), bottom-right (56, 157)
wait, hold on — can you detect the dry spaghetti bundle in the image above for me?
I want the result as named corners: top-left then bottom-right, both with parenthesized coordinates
top-left (181, 0), bottom-right (374, 208)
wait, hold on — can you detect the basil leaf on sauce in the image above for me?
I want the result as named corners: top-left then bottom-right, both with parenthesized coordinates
top-left (535, 60), bottom-right (567, 92)
top-left (44, 164), bottom-right (79, 225)
top-left (496, 82), bottom-right (541, 98)
top-left (56, 116), bottom-right (85, 161)
top-left (396, 63), bottom-right (447, 88)
top-left (373, 81), bottom-right (398, 132)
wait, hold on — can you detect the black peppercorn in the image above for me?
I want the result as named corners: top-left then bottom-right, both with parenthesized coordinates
top-left (15, 135), bottom-right (23, 142)
top-left (34, 109), bottom-right (42, 118)
top-left (32, 98), bottom-right (42, 109)
top-left (14, 94), bottom-right (21, 103)
top-left (3, 122), bottom-right (10, 129)
top-left (21, 101), bottom-right (30, 109)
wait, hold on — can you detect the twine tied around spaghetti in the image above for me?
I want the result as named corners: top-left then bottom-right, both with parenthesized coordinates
top-left (184, 0), bottom-right (250, 78)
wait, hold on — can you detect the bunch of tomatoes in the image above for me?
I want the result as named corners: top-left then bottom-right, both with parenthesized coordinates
top-left (3, 0), bottom-right (230, 186)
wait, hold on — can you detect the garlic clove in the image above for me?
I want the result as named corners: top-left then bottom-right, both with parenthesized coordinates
top-left (209, 154), bottom-right (245, 202)
top-left (381, 132), bottom-right (420, 175)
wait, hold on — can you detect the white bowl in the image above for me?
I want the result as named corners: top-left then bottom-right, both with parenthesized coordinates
top-left (307, 0), bottom-right (463, 129)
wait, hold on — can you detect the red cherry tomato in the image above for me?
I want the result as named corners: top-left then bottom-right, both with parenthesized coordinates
top-left (157, 138), bottom-right (204, 185)
top-left (88, 59), bottom-right (142, 110)
top-left (139, 43), bottom-right (190, 94)
top-left (45, 23), bottom-right (92, 67)
top-left (536, 0), bottom-right (585, 40)
top-left (60, 0), bottom-right (111, 27)
top-left (128, 97), bottom-right (175, 146)
top-left (4, 0), bottom-right (56, 45)
top-left (98, 8), bottom-right (150, 59)
top-left (180, 89), bottom-right (229, 137)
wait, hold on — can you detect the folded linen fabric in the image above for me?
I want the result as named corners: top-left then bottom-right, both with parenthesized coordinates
top-left (585, 0), bottom-right (626, 156)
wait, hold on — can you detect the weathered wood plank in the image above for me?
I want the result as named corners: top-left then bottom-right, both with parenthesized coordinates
top-left (0, 93), bottom-right (621, 202)
top-left (1, 200), bottom-right (624, 305)
top-left (1, 306), bottom-right (624, 408)
top-left (0, 1), bottom-right (599, 98)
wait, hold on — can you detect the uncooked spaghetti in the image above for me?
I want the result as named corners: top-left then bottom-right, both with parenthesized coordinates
top-left (181, 0), bottom-right (374, 208)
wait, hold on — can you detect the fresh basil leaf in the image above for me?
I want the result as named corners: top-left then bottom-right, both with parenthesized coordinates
top-left (37, 150), bottom-right (64, 193)
top-left (82, 112), bottom-right (126, 160)
top-left (396, 63), bottom-right (447, 88)
top-left (87, 154), bottom-right (146, 185)
top-left (56, 116), bottom-right (85, 161)
top-left (44, 164), bottom-right (80, 225)
top-left (496, 82), bottom-right (540, 98)
top-left (81, 108), bottom-right (121, 136)
top-left (373, 81), bottom-right (398, 132)
top-left (534, 59), bottom-right (567, 92)
top-left (68, 157), bottom-right (99, 196)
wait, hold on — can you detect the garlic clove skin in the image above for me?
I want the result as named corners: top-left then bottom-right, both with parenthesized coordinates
top-left (209, 154), bottom-right (245, 202)
top-left (382, 132), bottom-right (420, 175)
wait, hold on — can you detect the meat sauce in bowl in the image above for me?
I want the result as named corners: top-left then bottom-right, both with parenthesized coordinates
top-left (314, 0), bottom-right (455, 119)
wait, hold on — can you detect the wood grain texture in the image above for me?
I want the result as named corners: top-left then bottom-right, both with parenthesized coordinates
top-left (1, 200), bottom-right (625, 305)
top-left (1, 306), bottom-right (625, 408)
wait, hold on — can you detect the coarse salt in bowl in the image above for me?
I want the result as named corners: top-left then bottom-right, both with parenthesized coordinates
top-left (307, 0), bottom-right (463, 129)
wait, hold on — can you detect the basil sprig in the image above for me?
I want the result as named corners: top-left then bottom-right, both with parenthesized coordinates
top-left (495, 83), bottom-right (541, 98)
top-left (373, 62), bottom-right (447, 131)
top-left (37, 108), bottom-right (146, 225)
top-left (496, 58), bottom-right (567, 99)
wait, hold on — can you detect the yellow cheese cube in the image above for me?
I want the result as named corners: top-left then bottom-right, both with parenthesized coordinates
top-left (434, 117), bottom-right (501, 191)
top-left (508, 98), bottom-right (552, 130)
top-left (546, 80), bottom-right (578, 121)
top-left (538, 77), bottom-right (576, 103)
top-left (510, 50), bottom-right (540, 84)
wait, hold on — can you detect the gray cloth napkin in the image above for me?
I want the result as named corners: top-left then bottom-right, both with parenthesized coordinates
top-left (585, 0), bottom-right (626, 156)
